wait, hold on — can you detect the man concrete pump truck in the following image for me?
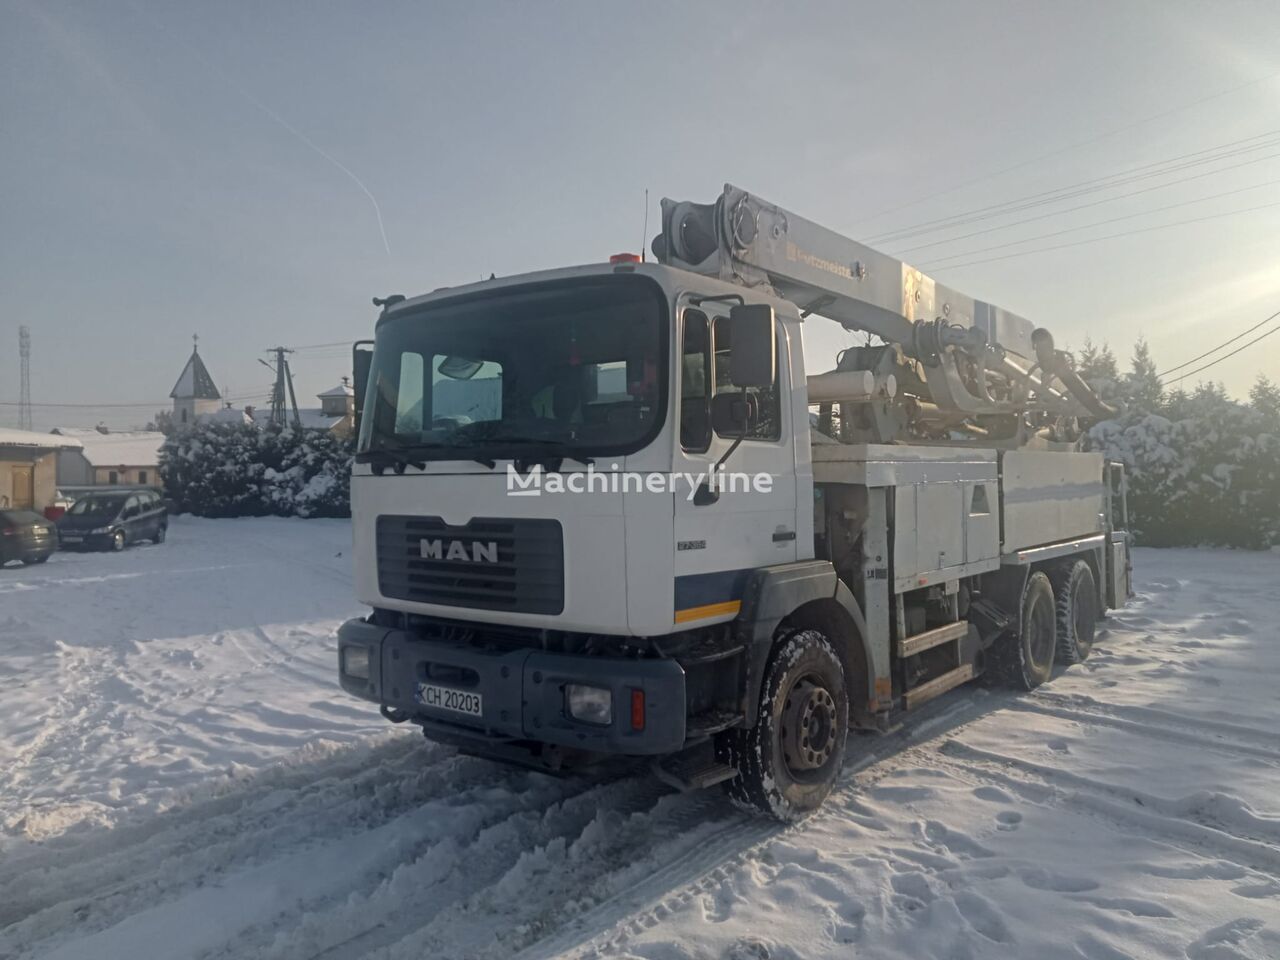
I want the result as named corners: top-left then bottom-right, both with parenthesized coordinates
top-left (338, 184), bottom-right (1134, 819)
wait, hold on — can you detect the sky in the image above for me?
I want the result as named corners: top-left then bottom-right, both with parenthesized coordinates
top-left (2, 0), bottom-right (1279, 432)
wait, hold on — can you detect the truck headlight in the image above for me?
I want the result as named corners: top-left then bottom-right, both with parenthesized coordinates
top-left (566, 684), bottom-right (612, 725)
top-left (342, 646), bottom-right (371, 680)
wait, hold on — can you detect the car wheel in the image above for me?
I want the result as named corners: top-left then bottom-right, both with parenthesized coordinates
top-left (23, 555), bottom-right (50, 565)
top-left (723, 629), bottom-right (849, 820)
top-left (111, 530), bottom-right (126, 552)
top-left (154, 525), bottom-right (167, 544)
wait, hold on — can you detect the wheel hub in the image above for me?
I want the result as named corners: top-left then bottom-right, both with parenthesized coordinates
top-left (780, 679), bottom-right (838, 772)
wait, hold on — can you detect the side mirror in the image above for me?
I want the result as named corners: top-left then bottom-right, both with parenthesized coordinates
top-left (710, 391), bottom-right (757, 435)
top-left (352, 340), bottom-right (374, 431)
top-left (727, 304), bottom-right (776, 388)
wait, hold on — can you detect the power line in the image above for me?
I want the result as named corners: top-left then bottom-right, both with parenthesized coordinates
top-left (1164, 324), bottom-right (1280, 385)
top-left (854, 67), bottom-right (1280, 229)
top-left (895, 157), bottom-right (1280, 256)
top-left (0, 392), bottom-right (268, 409)
top-left (925, 198), bottom-right (1280, 271)
top-left (918, 178), bottom-right (1280, 268)
top-left (1157, 310), bottom-right (1280, 378)
top-left (871, 129), bottom-right (1280, 244)
top-left (291, 340), bottom-right (351, 352)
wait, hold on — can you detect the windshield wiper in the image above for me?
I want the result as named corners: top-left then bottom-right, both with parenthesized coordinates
top-left (501, 443), bottom-right (595, 472)
top-left (358, 444), bottom-right (497, 472)
top-left (357, 444), bottom-right (426, 475)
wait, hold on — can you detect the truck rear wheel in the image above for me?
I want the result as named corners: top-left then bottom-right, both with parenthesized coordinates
top-left (724, 629), bottom-right (849, 821)
top-left (1051, 560), bottom-right (1097, 664)
top-left (990, 571), bottom-right (1056, 690)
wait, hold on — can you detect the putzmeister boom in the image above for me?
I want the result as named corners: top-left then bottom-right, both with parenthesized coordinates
top-left (338, 185), bottom-right (1134, 818)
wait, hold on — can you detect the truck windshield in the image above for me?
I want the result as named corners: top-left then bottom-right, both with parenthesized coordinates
top-left (357, 276), bottom-right (666, 462)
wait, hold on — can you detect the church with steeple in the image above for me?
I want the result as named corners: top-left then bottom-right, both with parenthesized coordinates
top-left (170, 336), bottom-right (222, 427)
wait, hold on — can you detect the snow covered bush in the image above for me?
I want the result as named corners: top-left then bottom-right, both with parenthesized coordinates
top-left (160, 423), bottom-right (353, 519)
top-left (1079, 343), bottom-right (1279, 548)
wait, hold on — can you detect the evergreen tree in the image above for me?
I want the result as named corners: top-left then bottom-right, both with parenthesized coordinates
top-left (1076, 339), bottom-right (1123, 408)
top-left (1124, 337), bottom-right (1162, 411)
top-left (1250, 374), bottom-right (1280, 420)
top-left (146, 410), bottom-right (176, 436)
top-left (159, 422), bottom-right (353, 518)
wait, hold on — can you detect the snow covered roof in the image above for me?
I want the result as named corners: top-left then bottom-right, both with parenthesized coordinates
top-left (0, 427), bottom-right (83, 451)
top-left (249, 408), bottom-right (344, 431)
top-left (318, 383), bottom-right (354, 398)
top-left (170, 349), bottom-right (221, 400)
top-left (51, 428), bottom-right (165, 467)
top-left (199, 406), bottom-right (253, 426)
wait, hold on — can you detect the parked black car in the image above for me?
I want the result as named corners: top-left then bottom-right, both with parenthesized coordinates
top-left (0, 510), bottom-right (58, 566)
top-left (56, 490), bottom-right (168, 552)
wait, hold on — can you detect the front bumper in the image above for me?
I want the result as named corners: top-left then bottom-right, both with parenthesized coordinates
top-left (55, 531), bottom-right (111, 550)
top-left (338, 617), bottom-right (687, 755)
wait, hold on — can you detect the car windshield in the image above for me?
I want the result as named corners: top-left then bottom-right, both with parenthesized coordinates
top-left (68, 496), bottom-right (126, 517)
top-left (357, 276), bottom-right (666, 461)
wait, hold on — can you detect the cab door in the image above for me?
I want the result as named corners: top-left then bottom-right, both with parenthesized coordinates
top-left (671, 303), bottom-right (799, 628)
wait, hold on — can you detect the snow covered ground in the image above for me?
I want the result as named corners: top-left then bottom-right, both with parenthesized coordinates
top-left (1, 520), bottom-right (1277, 960)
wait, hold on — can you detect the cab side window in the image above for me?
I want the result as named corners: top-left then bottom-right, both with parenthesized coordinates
top-left (713, 315), bottom-right (781, 441)
top-left (680, 310), bottom-right (711, 452)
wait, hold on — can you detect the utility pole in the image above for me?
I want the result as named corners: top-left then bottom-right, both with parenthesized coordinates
top-left (18, 326), bottom-right (32, 431)
top-left (260, 347), bottom-right (302, 429)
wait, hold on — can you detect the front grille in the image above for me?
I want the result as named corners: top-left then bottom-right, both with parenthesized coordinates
top-left (377, 516), bottom-right (564, 615)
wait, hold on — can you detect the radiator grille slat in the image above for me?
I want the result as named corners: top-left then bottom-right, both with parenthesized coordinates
top-left (376, 516), bottom-right (564, 615)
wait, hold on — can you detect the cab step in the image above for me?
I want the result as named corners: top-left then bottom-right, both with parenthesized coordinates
top-left (896, 621), bottom-right (969, 658)
top-left (903, 663), bottom-right (975, 710)
top-left (651, 742), bottom-right (738, 791)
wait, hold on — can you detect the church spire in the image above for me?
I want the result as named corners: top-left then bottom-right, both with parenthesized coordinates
top-left (170, 337), bottom-right (221, 400)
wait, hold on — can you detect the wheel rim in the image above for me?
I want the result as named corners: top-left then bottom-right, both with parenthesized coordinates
top-left (114, 532), bottom-right (124, 550)
top-left (779, 677), bottom-right (838, 776)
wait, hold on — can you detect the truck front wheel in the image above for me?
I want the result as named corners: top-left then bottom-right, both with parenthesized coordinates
top-left (724, 629), bottom-right (849, 820)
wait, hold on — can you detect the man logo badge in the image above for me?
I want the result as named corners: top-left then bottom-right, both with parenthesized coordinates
top-left (420, 539), bottom-right (500, 563)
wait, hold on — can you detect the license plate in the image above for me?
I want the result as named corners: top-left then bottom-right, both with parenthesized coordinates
top-left (61, 536), bottom-right (83, 543)
top-left (416, 682), bottom-right (482, 717)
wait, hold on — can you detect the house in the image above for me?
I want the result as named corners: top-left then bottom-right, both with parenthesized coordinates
top-left (314, 381), bottom-right (355, 437)
top-left (50, 427), bottom-right (166, 488)
top-left (0, 428), bottom-right (82, 511)
top-left (170, 341), bottom-right (222, 427)
top-left (202, 403), bottom-right (254, 426)
top-left (244, 382), bottom-right (355, 437)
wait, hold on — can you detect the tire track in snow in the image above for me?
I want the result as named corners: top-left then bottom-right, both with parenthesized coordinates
top-left (7, 751), bottom-right (636, 960)
top-left (933, 740), bottom-right (1280, 874)
top-left (1008, 698), bottom-right (1280, 765)
top-left (516, 697), bottom-right (1001, 960)
top-left (275, 776), bottom-right (677, 960)
top-left (0, 739), bottom-right (494, 953)
top-left (1029, 690), bottom-right (1280, 755)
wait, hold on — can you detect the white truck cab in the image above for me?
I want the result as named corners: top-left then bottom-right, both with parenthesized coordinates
top-left (338, 187), bottom-right (1132, 819)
